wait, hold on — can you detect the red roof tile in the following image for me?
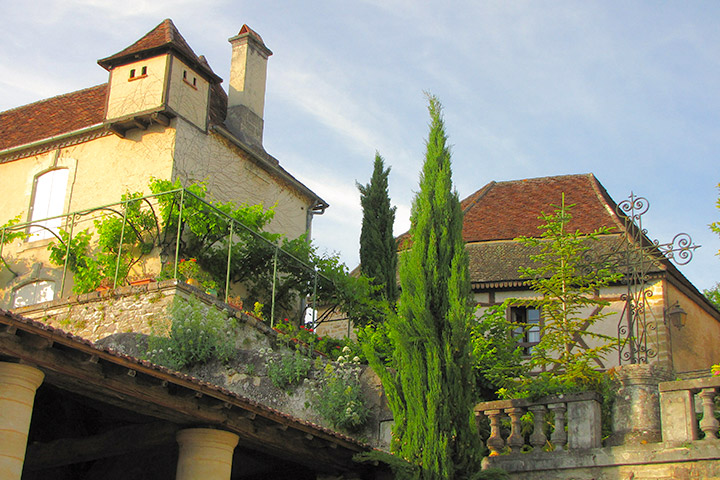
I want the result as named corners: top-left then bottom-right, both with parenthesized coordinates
top-left (98, 19), bottom-right (221, 83)
top-left (238, 24), bottom-right (266, 45)
top-left (461, 174), bottom-right (625, 242)
top-left (0, 84), bottom-right (107, 152)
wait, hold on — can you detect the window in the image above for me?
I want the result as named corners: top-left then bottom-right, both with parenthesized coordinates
top-left (29, 168), bottom-right (69, 240)
top-left (511, 306), bottom-right (541, 356)
top-left (13, 281), bottom-right (55, 308)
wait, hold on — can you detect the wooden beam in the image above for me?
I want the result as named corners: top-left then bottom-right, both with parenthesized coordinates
top-left (24, 422), bottom-right (178, 471)
top-left (151, 112), bottom-right (170, 126)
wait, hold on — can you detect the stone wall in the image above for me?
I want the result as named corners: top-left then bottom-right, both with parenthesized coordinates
top-left (484, 442), bottom-right (720, 480)
top-left (12, 279), bottom-right (272, 343)
top-left (477, 364), bottom-right (720, 479)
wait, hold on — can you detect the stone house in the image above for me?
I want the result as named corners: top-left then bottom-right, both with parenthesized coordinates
top-left (0, 19), bottom-right (327, 310)
top-left (463, 173), bottom-right (719, 374)
top-left (318, 173), bottom-right (719, 374)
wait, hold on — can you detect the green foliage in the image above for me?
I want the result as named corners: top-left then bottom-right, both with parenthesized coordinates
top-left (261, 348), bottom-right (312, 392)
top-left (48, 191), bottom-right (160, 293)
top-left (516, 193), bottom-right (621, 381)
top-left (176, 257), bottom-right (218, 291)
top-left (145, 297), bottom-right (236, 370)
top-left (311, 362), bottom-right (369, 431)
top-left (704, 283), bottom-right (720, 310)
top-left (272, 318), bottom-right (358, 360)
top-left (48, 229), bottom-right (104, 294)
top-left (364, 95), bottom-right (480, 479)
top-left (358, 152), bottom-right (398, 306)
top-left (1, 215), bottom-right (29, 245)
top-left (470, 303), bottom-right (526, 399)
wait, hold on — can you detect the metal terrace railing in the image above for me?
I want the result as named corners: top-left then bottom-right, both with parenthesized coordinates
top-left (0, 188), bottom-right (332, 327)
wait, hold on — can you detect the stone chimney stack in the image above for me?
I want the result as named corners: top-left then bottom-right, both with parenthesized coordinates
top-left (226, 25), bottom-right (273, 148)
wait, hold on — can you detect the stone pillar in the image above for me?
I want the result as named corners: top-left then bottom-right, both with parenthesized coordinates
top-left (609, 364), bottom-right (670, 446)
top-left (567, 397), bottom-right (602, 449)
top-left (659, 388), bottom-right (698, 444)
top-left (0, 362), bottom-right (45, 480)
top-left (176, 428), bottom-right (239, 480)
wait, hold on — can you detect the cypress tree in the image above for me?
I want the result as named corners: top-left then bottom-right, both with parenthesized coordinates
top-left (358, 153), bottom-right (398, 304)
top-left (365, 96), bottom-right (479, 479)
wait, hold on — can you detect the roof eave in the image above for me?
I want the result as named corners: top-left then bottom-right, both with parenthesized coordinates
top-left (98, 45), bottom-right (222, 84)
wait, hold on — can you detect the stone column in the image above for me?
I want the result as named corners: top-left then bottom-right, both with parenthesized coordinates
top-left (609, 363), bottom-right (670, 446)
top-left (0, 362), bottom-right (45, 480)
top-left (176, 428), bottom-right (239, 480)
top-left (659, 388), bottom-right (698, 444)
top-left (567, 396), bottom-right (602, 449)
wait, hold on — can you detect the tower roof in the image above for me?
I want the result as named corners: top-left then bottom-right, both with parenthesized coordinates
top-left (97, 19), bottom-right (222, 83)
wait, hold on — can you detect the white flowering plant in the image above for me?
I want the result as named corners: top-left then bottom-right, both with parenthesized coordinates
top-left (145, 297), bottom-right (236, 370)
top-left (310, 362), bottom-right (369, 432)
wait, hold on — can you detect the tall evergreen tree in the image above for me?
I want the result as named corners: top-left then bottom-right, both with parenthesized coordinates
top-left (364, 96), bottom-right (479, 479)
top-left (358, 153), bottom-right (398, 304)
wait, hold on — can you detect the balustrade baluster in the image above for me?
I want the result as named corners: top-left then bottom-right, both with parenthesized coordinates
top-left (698, 388), bottom-right (719, 440)
top-left (548, 403), bottom-right (567, 451)
top-left (485, 409), bottom-right (505, 456)
top-left (528, 405), bottom-right (548, 450)
top-left (505, 407), bottom-right (525, 452)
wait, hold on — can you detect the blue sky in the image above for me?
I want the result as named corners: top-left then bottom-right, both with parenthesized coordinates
top-left (1, 1), bottom-right (718, 291)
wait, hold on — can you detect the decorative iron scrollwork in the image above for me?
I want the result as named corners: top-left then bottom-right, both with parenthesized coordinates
top-left (614, 193), bottom-right (699, 365)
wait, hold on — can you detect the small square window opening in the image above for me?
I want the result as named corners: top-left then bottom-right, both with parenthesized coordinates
top-left (511, 306), bottom-right (541, 356)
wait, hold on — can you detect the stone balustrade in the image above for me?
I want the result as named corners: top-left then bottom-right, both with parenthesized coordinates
top-left (659, 375), bottom-right (720, 444)
top-left (474, 392), bottom-right (602, 456)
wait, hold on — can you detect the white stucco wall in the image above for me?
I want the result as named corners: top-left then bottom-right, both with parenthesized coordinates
top-left (106, 55), bottom-right (169, 120)
top-left (167, 57), bottom-right (209, 131)
top-left (171, 120), bottom-right (312, 239)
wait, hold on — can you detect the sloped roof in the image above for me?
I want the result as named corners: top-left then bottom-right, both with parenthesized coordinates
top-left (0, 308), bottom-right (372, 462)
top-left (98, 18), bottom-right (221, 83)
top-left (461, 173), bottom-right (625, 242)
top-left (460, 174), bottom-right (657, 287)
top-left (0, 85), bottom-right (107, 151)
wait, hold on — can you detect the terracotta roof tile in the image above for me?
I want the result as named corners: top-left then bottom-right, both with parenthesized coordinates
top-left (461, 174), bottom-right (624, 242)
top-left (98, 19), bottom-right (221, 83)
top-left (0, 84), bottom-right (107, 152)
top-left (238, 24), bottom-right (266, 44)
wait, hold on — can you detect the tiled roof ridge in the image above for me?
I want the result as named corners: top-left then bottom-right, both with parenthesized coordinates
top-left (461, 180), bottom-right (496, 215)
top-left (97, 19), bottom-right (221, 83)
top-left (492, 172), bottom-right (594, 187)
top-left (584, 172), bottom-right (628, 233)
top-left (0, 83), bottom-right (106, 118)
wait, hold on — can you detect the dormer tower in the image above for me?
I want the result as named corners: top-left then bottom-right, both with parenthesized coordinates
top-left (226, 25), bottom-right (273, 148)
top-left (97, 19), bottom-right (222, 137)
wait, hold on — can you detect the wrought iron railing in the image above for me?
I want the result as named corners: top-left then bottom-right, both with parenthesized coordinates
top-left (0, 188), bottom-right (332, 327)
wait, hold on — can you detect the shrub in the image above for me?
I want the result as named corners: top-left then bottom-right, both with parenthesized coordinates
top-left (311, 362), bottom-right (369, 431)
top-left (260, 348), bottom-right (312, 392)
top-left (145, 297), bottom-right (235, 370)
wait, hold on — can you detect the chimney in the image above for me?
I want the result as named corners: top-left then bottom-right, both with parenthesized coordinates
top-left (226, 25), bottom-right (273, 148)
